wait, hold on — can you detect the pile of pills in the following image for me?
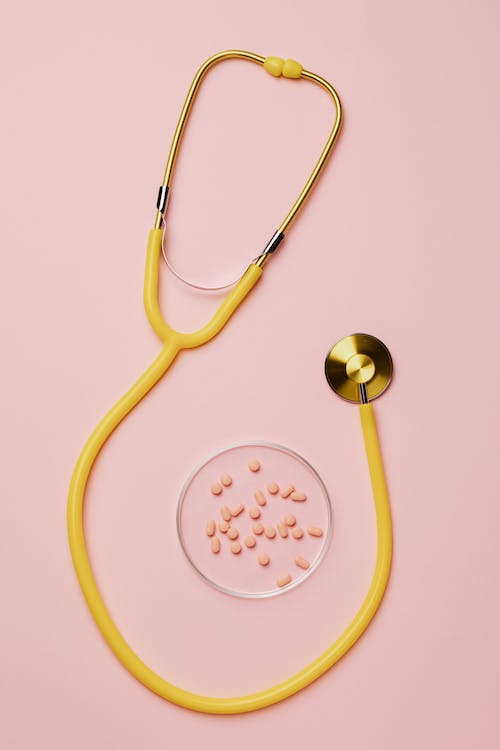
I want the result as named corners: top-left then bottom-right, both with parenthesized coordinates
top-left (204, 458), bottom-right (324, 590)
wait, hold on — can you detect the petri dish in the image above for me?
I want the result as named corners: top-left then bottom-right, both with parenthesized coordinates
top-left (177, 442), bottom-right (332, 598)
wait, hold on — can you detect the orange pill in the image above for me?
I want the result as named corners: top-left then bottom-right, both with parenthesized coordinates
top-left (220, 473), bottom-right (233, 487)
top-left (231, 541), bottom-right (242, 554)
top-left (211, 483), bottom-right (223, 496)
top-left (248, 459), bottom-right (261, 472)
top-left (231, 503), bottom-right (244, 517)
top-left (277, 522), bottom-right (288, 539)
top-left (220, 506), bottom-right (232, 522)
top-left (253, 522), bottom-right (264, 535)
top-left (244, 535), bottom-right (256, 549)
top-left (267, 482), bottom-right (279, 494)
top-left (277, 573), bottom-right (292, 587)
top-left (307, 526), bottom-right (323, 537)
top-left (249, 506), bottom-right (261, 520)
top-left (284, 513), bottom-right (296, 526)
top-left (264, 526), bottom-right (276, 539)
top-left (218, 521), bottom-right (230, 533)
top-left (280, 485), bottom-right (294, 498)
top-left (227, 527), bottom-right (239, 540)
top-left (292, 526), bottom-right (304, 539)
top-left (290, 491), bottom-right (307, 502)
top-left (206, 520), bottom-right (216, 537)
top-left (258, 553), bottom-right (270, 566)
top-left (210, 537), bottom-right (220, 554)
top-left (295, 556), bottom-right (310, 570)
top-left (254, 490), bottom-right (267, 507)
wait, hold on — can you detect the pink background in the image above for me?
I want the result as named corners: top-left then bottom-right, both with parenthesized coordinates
top-left (1, 1), bottom-right (499, 748)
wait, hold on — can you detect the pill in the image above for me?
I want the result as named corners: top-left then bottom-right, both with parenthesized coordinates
top-left (290, 491), bottom-right (307, 502)
top-left (295, 556), bottom-right (310, 570)
top-left (227, 527), bottom-right (239, 540)
top-left (231, 541), bottom-right (242, 554)
top-left (210, 537), bottom-right (220, 554)
top-left (264, 526), bottom-right (276, 539)
top-left (284, 513), bottom-right (296, 526)
top-left (254, 490), bottom-right (267, 506)
top-left (277, 522), bottom-right (288, 538)
top-left (249, 506), bottom-right (261, 519)
top-left (244, 535), bottom-right (256, 548)
top-left (206, 520), bottom-right (216, 537)
top-left (218, 521), bottom-right (230, 533)
top-left (280, 485), bottom-right (294, 498)
top-left (292, 526), bottom-right (304, 539)
top-left (277, 573), bottom-right (292, 587)
top-left (211, 483), bottom-right (223, 495)
top-left (231, 503), bottom-right (244, 517)
top-left (220, 506), bottom-right (232, 522)
top-left (248, 459), bottom-right (261, 472)
top-left (307, 526), bottom-right (323, 537)
top-left (267, 482), bottom-right (279, 494)
top-left (220, 473), bottom-right (233, 487)
top-left (253, 522), bottom-right (264, 535)
top-left (258, 553), bottom-right (270, 566)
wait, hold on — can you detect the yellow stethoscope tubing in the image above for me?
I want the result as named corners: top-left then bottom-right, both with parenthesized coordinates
top-left (67, 51), bottom-right (393, 714)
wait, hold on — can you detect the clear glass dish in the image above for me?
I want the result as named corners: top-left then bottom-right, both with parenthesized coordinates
top-left (177, 442), bottom-right (332, 598)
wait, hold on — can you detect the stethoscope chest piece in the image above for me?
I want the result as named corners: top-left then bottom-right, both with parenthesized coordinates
top-left (325, 333), bottom-right (393, 403)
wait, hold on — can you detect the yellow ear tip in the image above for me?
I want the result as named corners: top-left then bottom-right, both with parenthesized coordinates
top-left (283, 59), bottom-right (303, 78)
top-left (264, 56), bottom-right (284, 77)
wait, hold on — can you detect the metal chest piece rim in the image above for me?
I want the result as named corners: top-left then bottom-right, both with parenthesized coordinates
top-left (324, 333), bottom-right (393, 403)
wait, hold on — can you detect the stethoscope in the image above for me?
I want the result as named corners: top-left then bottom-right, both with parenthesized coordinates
top-left (67, 49), bottom-right (393, 714)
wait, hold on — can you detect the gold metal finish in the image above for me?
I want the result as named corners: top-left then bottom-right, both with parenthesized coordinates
top-left (325, 334), bottom-right (393, 403)
top-left (154, 50), bottom-right (343, 233)
top-left (346, 353), bottom-right (375, 384)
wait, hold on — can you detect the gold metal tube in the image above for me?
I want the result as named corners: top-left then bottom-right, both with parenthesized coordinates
top-left (155, 50), bottom-right (342, 242)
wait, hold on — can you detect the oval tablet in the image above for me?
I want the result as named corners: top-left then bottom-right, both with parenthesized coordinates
top-left (220, 474), bottom-right (233, 487)
top-left (258, 553), bottom-right (270, 566)
top-left (211, 483), bottom-right (223, 496)
top-left (210, 537), bottom-right (220, 554)
top-left (248, 459), bottom-right (260, 472)
top-left (218, 521), bottom-right (230, 533)
top-left (230, 541), bottom-right (242, 554)
top-left (244, 535), bottom-right (256, 548)
top-left (290, 491), bottom-right (307, 502)
top-left (231, 503), bottom-right (244, 517)
top-left (292, 526), bottom-right (304, 539)
top-left (264, 526), bottom-right (276, 539)
top-left (220, 506), bottom-right (232, 522)
top-left (284, 513), bottom-right (296, 526)
top-left (227, 527), bottom-right (239, 540)
top-left (253, 522), bottom-right (264, 535)
top-left (277, 573), bottom-right (292, 587)
top-left (295, 556), bottom-right (310, 570)
top-left (267, 482), bottom-right (279, 494)
top-left (205, 520), bottom-right (216, 537)
top-left (307, 526), bottom-right (323, 537)
top-left (254, 490), bottom-right (267, 507)
top-left (249, 506), bottom-right (261, 519)
top-left (280, 485), bottom-right (294, 498)
top-left (277, 522), bottom-right (288, 538)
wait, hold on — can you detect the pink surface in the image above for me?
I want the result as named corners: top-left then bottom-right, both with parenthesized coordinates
top-left (178, 443), bottom-right (331, 596)
top-left (1, 1), bottom-right (500, 748)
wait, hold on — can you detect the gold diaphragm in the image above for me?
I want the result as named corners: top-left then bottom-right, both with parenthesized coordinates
top-left (325, 333), bottom-right (393, 403)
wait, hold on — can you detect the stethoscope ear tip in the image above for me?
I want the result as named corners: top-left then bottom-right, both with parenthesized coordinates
top-left (325, 333), bottom-right (393, 403)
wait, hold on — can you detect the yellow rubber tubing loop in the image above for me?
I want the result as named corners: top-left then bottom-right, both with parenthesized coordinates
top-left (67, 233), bottom-right (393, 713)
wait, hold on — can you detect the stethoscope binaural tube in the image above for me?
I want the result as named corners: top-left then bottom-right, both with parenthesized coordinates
top-left (67, 50), bottom-right (393, 714)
